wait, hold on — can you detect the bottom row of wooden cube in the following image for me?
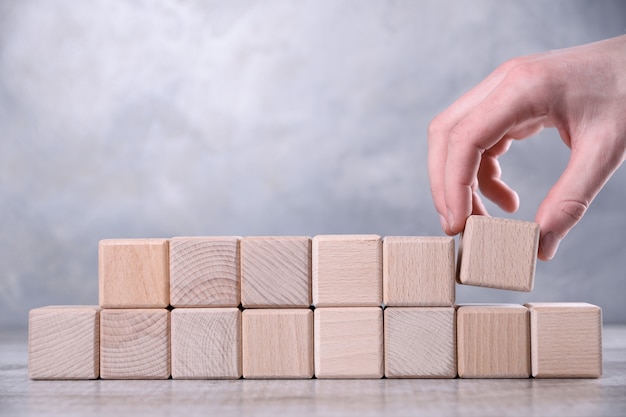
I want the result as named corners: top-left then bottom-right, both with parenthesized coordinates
top-left (28, 303), bottom-right (602, 380)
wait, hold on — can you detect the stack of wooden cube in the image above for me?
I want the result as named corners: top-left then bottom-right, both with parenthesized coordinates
top-left (28, 216), bottom-right (603, 380)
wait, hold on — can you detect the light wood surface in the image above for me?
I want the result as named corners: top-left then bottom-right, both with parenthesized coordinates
top-left (242, 309), bottom-right (313, 379)
top-left (171, 308), bottom-right (241, 379)
top-left (526, 302), bottom-right (602, 378)
top-left (384, 307), bottom-right (456, 378)
top-left (100, 309), bottom-right (170, 380)
top-left (6, 326), bottom-right (626, 417)
top-left (314, 307), bottom-right (383, 379)
top-left (457, 304), bottom-right (530, 378)
top-left (383, 236), bottom-right (455, 306)
top-left (312, 235), bottom-right (382, 307)
top-left (28, 306), bottom-right (100, 380)
top-left (99, 239), bottom-right (170, 308)
top-left (240, 236), bottom-right (311, 307)
top-left (457, 216), bottom-right (539, 292)
top-left (169, 236), bottom-right (240, 307)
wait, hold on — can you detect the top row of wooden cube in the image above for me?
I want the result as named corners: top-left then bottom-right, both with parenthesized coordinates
top-left (98, 216), bottom-right (540, 309)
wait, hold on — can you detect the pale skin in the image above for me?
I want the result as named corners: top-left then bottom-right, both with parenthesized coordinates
top-left (428, 35), bottom-right (626, 260)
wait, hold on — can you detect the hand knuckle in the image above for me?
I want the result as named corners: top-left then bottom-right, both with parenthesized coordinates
top-left (428, 116), bottom-right (445, 139)
top-left (559, 199), bottom-right (588, 224)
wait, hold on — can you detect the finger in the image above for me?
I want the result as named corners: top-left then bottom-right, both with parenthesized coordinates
top-left (427, 122), bottom-right (452, 234)
top-left (471, 191), bottom-right (489, 216)
top-left (535, 137), bottom-right (624, 260)
top-left (478, 138), bottom-right (520, 212)
top-left (485, 137), bottom-right (514, 157)
top-left (444, 69), bottom-right (546, 234)
top-left (428, 59), bottom-right (524, 233)
top-left (477, 154), bottom-right (520, 213)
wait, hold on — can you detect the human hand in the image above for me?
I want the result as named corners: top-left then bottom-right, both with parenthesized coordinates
top-left (428, 35), bottom-right (626, 260)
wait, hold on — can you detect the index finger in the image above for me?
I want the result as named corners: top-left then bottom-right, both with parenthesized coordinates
top-left (444, 67), bottom-right (548, 233)
top-left (428, 62), bottom-right (518, 232)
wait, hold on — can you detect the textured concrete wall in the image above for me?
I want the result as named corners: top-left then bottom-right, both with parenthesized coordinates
top-left (1, 0), bottom-right (626, 328)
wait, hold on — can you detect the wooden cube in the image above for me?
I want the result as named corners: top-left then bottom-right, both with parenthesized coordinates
top-left (171, 308), bottom-right (241, 379)
top-left (170, 237), bottom-right (240, 307)
top-left (241, 236), bottom-right (311, 307)
top-left (457, 304), bottom-right (530, 378)
top-left (383, 236), bottom-right (455, 306)
top-left (242, 309), bottom-right (313, 379)
top-left (314, 307), bottom-right (383, 378)
top-left (312, 235), bottom-right (382, 307)
top-left (28, 306), bottom-right (100, 380)
top-left (100, 309), bottom-right (170, 379)
top-left (99, 239), bottom-right (170, 308)
top-left (525, 302), bottom-right (602, 378)
top-left (457, 215), bottom-right (539, 291)
top-left (384, 307), bottom-right (456, 378)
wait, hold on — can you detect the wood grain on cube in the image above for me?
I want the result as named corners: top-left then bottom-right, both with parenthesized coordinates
top-left (457, 304), bottom-right (530, 378)
top-left (312, 235), bottom-right (382, 307)
top-left (384, 307), bottom-right (456, 378)
top-left (526, 302), bottom-right (602, 378)
top-left (458, 216), bottom-right (539, 292)
top-left (100, 309), bottom-right (170, 379)
top-left (383, 237), bottom-right (455, 306)
top-left (170, 237), bottom-right (240, 307)
top-left (241, 236), bottom-right (311, 307)
top-left (28, 306), bottom-right (100, 380)
top-left (99, 239), bottom-right (169, 308)
top-left (171, 308), bottom-right (241, 379)
top-left (314, 307), bottom-right (383, 379)
top-left (242, 309), bottom-right (313, 379)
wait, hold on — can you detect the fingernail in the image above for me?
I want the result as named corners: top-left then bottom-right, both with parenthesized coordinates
top-left (540, 232), bottom-right (561, 260)
top-left (439, 214), bottom-right (448, 232)
top-left (447, 210), bottom-right (455, 231)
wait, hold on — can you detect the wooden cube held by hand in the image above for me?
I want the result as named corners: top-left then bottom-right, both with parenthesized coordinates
top-left (458, 216), bottom-right (539, 292)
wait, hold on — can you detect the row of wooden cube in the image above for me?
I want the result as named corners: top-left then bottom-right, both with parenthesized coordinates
top-left (100, 235), bottom-right (458, 308)
top-left (101, 215), bottom-right (540, 311)
top-left (28, 302), bottom-right (602, 380)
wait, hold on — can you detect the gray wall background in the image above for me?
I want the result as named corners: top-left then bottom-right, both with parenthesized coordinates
top-left (2, 0), bottom-right (626, 329)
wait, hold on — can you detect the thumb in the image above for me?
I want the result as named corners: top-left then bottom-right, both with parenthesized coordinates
top-left (535, 140), bottom-right (622, 260)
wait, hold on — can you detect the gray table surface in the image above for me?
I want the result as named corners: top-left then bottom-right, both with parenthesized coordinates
top-left (1, 326), bottom-right (625, 417)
